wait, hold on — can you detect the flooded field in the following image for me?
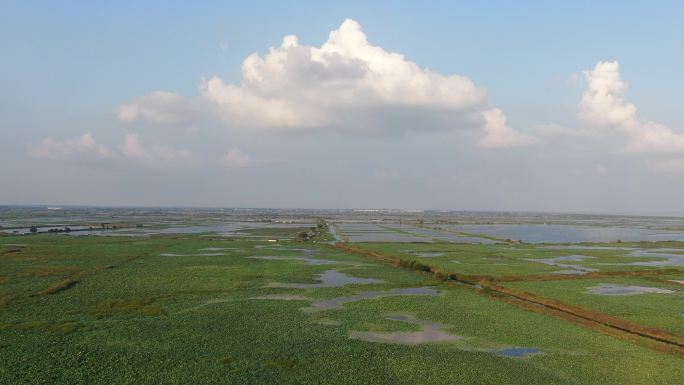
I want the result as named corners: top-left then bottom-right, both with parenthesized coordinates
top-left (303, 287), bottom-right (439, 312)
top-left (335, 222), bottom-right (497, 243)
top-left (349, 314), bottom-right (462, 345)
top-left (438, 223), bottom-right (684, 243)
top-left (268, 269), bottom-right (385, 289)
top-left (507, 277), bottom-right (684, 336)
top-left (587, 284), bottom-right (675, 296)
top-left (495, 347), bottom-right (542, 357)
top-left (523, 255), bottom-right (598, 275)
top-left (2, 207), bottom-right (684, 384)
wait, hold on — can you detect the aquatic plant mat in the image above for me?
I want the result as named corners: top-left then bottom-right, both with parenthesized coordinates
top-left (1, 234), bottom-right (684, 384)
top-left (335, 243), bottom-right (684, 356)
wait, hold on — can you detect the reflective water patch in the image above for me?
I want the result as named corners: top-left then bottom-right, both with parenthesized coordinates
top-left (494, 347), bottom-right (541, 357)
top-left (160, 252), bottom-right (227, 257)
top-left (252, 294), bottom-right (309, 301)
top-left (349, 314), bottom-right (460, 345)
top-left (411, 252), bottom-right (445, 257)
top-left (551, 269), bottom-right (591, 275)
top-left (247, 255), bottom-right (359, 266)
top-left (524, 255), bottom-right (598, 275)
top-left (303, 287), bottom-right (439, 313)
top-left (248, 256), bottom-right (338, 265)
top-left (269, 270), bottom-right (384, 289)
top-left (625, 250), bottom-right (684, 267)
top-left (587, 284), bottom-right (675, 296)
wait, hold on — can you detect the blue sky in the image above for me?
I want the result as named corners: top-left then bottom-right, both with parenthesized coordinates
top-left (2, 1), bottom-right (684, 213)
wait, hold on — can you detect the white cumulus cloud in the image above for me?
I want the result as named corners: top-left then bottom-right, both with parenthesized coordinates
top-left (578, 61), bottom-right (684, 153)
top-left (116, 19), bottom-right (534, 148)
top-left (27, 133), bottom-right (114, 160)
top-left (479, 108), bottom-right (537, 148)
top-left (117, 91), bottom-right (195, 125)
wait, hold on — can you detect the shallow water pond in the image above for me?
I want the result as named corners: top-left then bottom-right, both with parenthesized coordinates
top-left (494, 347), bottom-right (541, 357)
top-left (303, 287), bottom-right (439, 312)
top-left (444, 224), bottom-right (684, 243)
top-left (401, 248), bottom-right (451, 257)
top-left (248, 255), bottom-right (339, 265)
top-left (252, 294), bottom-right (309, 301)
top-left (160, 252), bottom-right (227, 257)
top-left (524, 255), bottom-right (597, 275)
top-left (624, 249), bottom-right (684, 267)
top-left (349, 314), bottom-right (460, 345)
top-left (587, 284), bottom-right (675, 296)
top-left (269, 269), bottom-right (384, 289)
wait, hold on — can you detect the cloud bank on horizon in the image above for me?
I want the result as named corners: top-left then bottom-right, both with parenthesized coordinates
top-left (27, 19), bottom-right (684, 172)
top-left (28, 133), bottom-right (192, 168)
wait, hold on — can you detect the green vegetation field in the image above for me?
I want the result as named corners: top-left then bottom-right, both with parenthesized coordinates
top-left (354, 242), bottom-right (680, 277)
top-left (505, 277), bottom-right (684, 336)
top-left (1, 234), bottom-right (684, 384)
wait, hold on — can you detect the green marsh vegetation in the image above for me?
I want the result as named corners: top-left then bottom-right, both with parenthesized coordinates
top-left (1, 233), bottom-right (683, 384)
top-left (506, 277), bottom-right (684, 336)
top-left (355, 242), bottom-right (684, 277)
top-left (347, 241), bottom-right (684, 349)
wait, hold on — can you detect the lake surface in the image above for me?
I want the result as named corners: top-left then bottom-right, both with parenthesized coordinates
top-left (440, 224), bottom-right (684, 243)
top-left (5, 207), bottom-right (684, 244)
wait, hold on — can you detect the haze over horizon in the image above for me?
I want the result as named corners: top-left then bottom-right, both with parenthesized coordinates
top-left (2, 1), bottom-right (684, 214)
top-left (4, 205), bottom-right (684, 220)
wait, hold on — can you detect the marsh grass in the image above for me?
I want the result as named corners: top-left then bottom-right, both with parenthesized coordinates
top-left (0, 320), bottom-right (84, 334)
top-left (343, 241), bottom-right (684, 355)
top-left (3, 234), bottom-right (684, 384)
top-left (38, 278), bottom-right (79, 295)
top-left (51, 321), bottom-right (84, 334)
top-left (507, 277), bottom-right (684, 338)
top-left (0, 292), bottom-right (14, 309)
top-left (91, 298), bottom-right (166, 317)
top-left (20, 266), bottom-right (82, 278)
top-left (398, 259), bottom-right (432, 273)
top-left (261, 358), bottom-right (303, 369)
top-left (0, 320), bottom-right (47, 330)
top-left (218, 356), bottom-right (234, 365)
